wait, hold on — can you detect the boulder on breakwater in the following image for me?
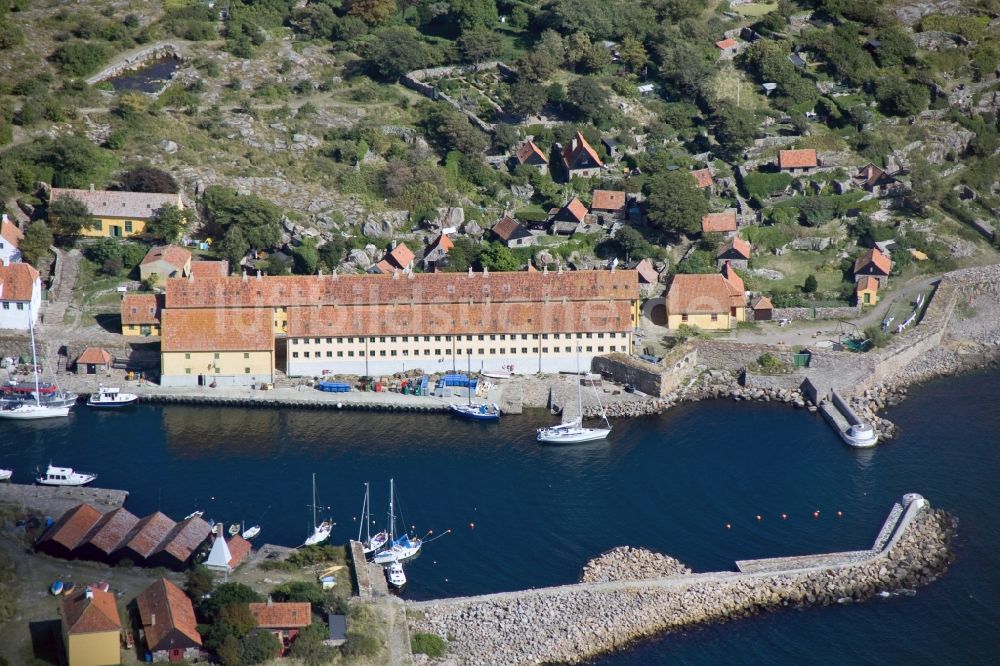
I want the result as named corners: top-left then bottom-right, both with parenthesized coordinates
top-left (580, 546), bottom-right (691, 583)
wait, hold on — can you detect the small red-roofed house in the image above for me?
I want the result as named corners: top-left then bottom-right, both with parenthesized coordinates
top-left (250, 599), bottom-right (312, 655)
top-left (701, 211), bottom-right (738, 238)
top-left (751, 294), bottom-right (774, 321)
top-left (384, 242), bottom-right (415, 271)
top-left (491, 216), bottom-right (535, 248)
top-left (137, 578), bottom-right (204, 663)
top-left (62, 586), bottom-right (121, 666)
top-left (856, 275), bottom-right (880, 305)
top-left (562, 132), bottom-right (604, 180)
top-left (853, 247), bottom-right (892, 287)
top-left (778, 149), bottom-right (819, 173)
top-left (0, 214), bottom-right (23, 264)
top-left (0, 261), bottom-right (41, 330)
top-left (590, 190), bottom-right (627, 221)
top-left (716, 37), bottom-right (740, 59)
top-left (74, 347), bottom-right (113, 375)
top-left (690, 168), bottom-right (714, 190)
top-left (513, 140), bottom-right (549, 174)
top-left (716, 237), bottom-right (751, 270)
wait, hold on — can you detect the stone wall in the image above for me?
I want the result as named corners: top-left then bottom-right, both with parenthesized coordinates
top-left (86, 43), bottom-right (181, 85)
top-left (401, 62), bottom-right (505, 134)
top-left (591, 348), bottom-right (697, 397)
top-left (772, 304), bottom-right (861, 321)
top-left (742, 371), bottom-right (806, 391)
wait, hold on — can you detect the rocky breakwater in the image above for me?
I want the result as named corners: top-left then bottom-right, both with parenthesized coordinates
top-left (410, 498), bottom-right (956, 665)
top-left (580, 547), bottom-right (691, 583)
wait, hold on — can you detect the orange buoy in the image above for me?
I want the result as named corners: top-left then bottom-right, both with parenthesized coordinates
top-left (780, 513), bottom-right (788, 520)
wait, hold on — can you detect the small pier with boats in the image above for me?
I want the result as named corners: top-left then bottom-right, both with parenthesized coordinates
top-left (0, 482), bottom-right (128, 518)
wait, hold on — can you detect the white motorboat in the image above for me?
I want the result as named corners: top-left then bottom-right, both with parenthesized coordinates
top-left (36, 464), bottom-right (97, 486)
top-left (303, 473), bottom-right (333, 546)
top-left (538, 347), bottom-right (612, 445)
top-left (87, 386), bottom-right (138, 409)
top-left (385, 560), bottom-right (406, 589)
top-left (0, 469), bottom-right (11, 481)
top-left (183, 510), bottom-right (204, 521)
top-left (481, 369), bottom-right (511, 380)
top-left (227, 523), bottom-right (240, 537)
top-left (358, 482), bottom-right (389, 556)
top-left (841, 422), bottom-right (878, 448)
top-left (372, 479), bottom-right (423, 565)
top-left (0, 302), bottom-right (72, 421)
top-left (242, 525), bottom-right (261, 540)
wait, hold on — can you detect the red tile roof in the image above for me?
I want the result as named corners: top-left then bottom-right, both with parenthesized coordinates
top-left (37, 503), bottom-right (103, 551)
top-left (190, 260), bottom-right (229, 278)
top-left (701, 212), bottom-right (738, 233)
top-left (591, 190), bottom-right (626, 212)
top-left (63, 587), bottom-right (121, 634)
top-left (634, 259), bottom-right (659, 284)
top-left (161, 308), bottom-right (274, 353)
top-left (428, 233), bottom-right (454, 254)
top-left (856, 275), bottom-right (880, 292)
top-left (751, 295), bottom-right (773, 310)
top-left (121, 293), bottom-right (163, 326)
top-left (563, 198), bottom-right (588, 223)
top-left (0, 262), bottom-right (40, 301)
top-left (155, 517), bottom-right (213, 564)
top-left (288, 300), bottom-right (635, 337)
top-left (1, 218), bottom-right (23, 248)
top-left (82, 508), bottom-right (139, 555)
top-left (718, 237), bottom-right (751, 260)
top-left (690, 168), bottom-right (713, 188)
top-left (778, 149), bottom-right (818, 169)
top-left (716, 38), bottom-right (738, 50)
top-left (249, 602), bottom-right (312, 629)
top-left (386, 243), bottom-right (414, 270)
top-left (491, 216), bottom-right (531, 243)
top-left (853, 247), bottom-right (891, 276)
top-left (50, 188), bottom-right (181, 220)
top-left (227, 535), bottom-right (252, 568)
top-left (370, 259), bottom-right (395, 274)
top-left (142, 245), bottom-right (191, 270)
top-left (123, 512), bottom-right (177, 559)
top-left (667, 274), bottom-right (733, 315)
top-left (515, 140), bottom-right (548, 165)
top-left (165, 271), bottom-right (639, 309)
top-left (76, 347), bottom-right (112, 365)
top-left (562, 132), bottom-right (603, 171)
top-left (137, 578), bottom-right (202, 651)
top-left (720, 262), bottom-right (746, 305)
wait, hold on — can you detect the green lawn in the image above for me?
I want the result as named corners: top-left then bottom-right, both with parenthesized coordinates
top-left (734, 2), bottom-right (779, 17)
top-left (750, 248), bottom-right (848, 295)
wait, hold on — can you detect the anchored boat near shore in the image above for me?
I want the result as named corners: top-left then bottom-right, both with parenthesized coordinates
top-left (35, 464), bottom-right (97, 487)
top-left (840, 422), bottom-right (879, 448)
top-left (87, 386), bottom-right (139, 409)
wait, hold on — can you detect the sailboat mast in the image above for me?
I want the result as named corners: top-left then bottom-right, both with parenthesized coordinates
top-left (312, 473), bottom-right (317, 530)
top-left (388, 478), bottom-right (395, 541)
top-left (28, 301), bottom-right (40, 406)
top-left (467, 355), bottom-right (472, 405)
top-left (576, 345), bottom-right (583, 424)
top-left (358, 483), bottom-right (370, 543)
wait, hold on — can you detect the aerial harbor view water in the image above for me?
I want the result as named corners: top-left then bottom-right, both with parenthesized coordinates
top-left (3, 0), bottom-right (1000, 663)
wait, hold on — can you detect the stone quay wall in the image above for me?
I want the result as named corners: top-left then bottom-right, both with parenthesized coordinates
top-left (410, 494), bottom-right (955, 666)
top-left (742, 371), bottom-right (807, 392)
top-left (772, 304), bottom-right (861, 321)
top-left (591, 347), bottom-right (697, 397)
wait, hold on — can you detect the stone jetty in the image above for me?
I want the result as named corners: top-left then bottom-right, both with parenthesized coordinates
top-left (0, 483), bottom-right (128, 518)
top-left (580, 546), bottom-right (691, 583)
top-left (410, 494), bottom-right (955, 665)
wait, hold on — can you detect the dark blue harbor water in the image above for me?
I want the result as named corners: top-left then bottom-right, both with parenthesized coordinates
top-left (2, 369), bottom-right (998, 664)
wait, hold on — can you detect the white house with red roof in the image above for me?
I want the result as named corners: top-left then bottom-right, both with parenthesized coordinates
top-left (0, 214), bottom-right (23, 265)
top-left (0, 262), bottom-right (41, 330)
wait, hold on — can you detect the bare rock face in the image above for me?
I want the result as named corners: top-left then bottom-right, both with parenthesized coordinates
top-left (362, 210), bottom-right (409, 238)
top-left (580, 546), bottom-right (692, 583)
top-left (348, 249), bottom-right (373, 269)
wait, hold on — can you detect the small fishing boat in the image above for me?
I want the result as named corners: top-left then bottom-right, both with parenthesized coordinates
top-left (0, 469), bottom-right (11, 481)
top-left (481, 369), bottom-right (512, 380)
top-left (242, 525), bottom-right (261, 540)
top-left (841, 422), bottom-right (878, 448)
top-left (87, 386), bottom-right (138, 409)
top-left (372, 479), bottom-right (423, 565)
top-left (304, 473), bottom-right (333, 546)
top-left (62, 581), bottom-right (76, 595)
top-left (358, 482), bottom-right (389, 556)
top-left (183, 510), bottom-right (204, 521)
top-left (50, 580), bottom-right (63, 595)
top-left (449, 357), bottom-right (500, 421)
top-left (36, 464), bottom-right (97, 487)
top-left (227, 523), bottom-right (240, 537)
top-left (385, 560), bottom-right (406, 589)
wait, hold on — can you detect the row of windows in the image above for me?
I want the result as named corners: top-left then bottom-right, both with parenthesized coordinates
top-left (291, 345), bottom-right (620, 359)
top-left (93, 220), bottom-right (134, 232)
top-left (185, 368), bottom-right (253, 374)
top-left (680, 314), bottom-right (720, 322)
top-left (184, 352), bottom-right (253, 360)
top-left (1, 302), bottom-right (25, 310)
top-left (292, 332), bottom-right (623, 345)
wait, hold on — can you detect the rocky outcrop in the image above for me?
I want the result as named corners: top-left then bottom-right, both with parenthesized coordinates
top-left (412, 500), bottom-right (956, 665)
top-left (580, 547), bottom-right (691, 583)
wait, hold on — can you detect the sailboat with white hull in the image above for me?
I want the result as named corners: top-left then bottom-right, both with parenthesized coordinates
top-left (537, 347), bottom-right (611, 444)
top-left (304, 473), bottom-right (332, 546)
top-left (358, 482), bottom-right (388, 556)
top-left (373, 478), bottom-right (422, 565)
top-left (0, 302), bottom-right (72, 420)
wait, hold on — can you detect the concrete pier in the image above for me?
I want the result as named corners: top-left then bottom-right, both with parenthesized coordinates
top-left (0, 482), bottom-right (128, 518)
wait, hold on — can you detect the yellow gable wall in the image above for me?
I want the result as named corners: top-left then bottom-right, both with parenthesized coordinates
top-left (162, 350), bottom-right (274, 378)
top-left (121, 323), bottom-right (160, 337)
top-left (667, 312), bottom-right (731, 330)
top-left (66, 631), bottom-right (120, 666)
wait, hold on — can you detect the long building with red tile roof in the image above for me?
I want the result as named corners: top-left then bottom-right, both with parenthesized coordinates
top-left (137, 578), bottom-right (203, 661)
top-left (159, 270), bottom-right (640, 380)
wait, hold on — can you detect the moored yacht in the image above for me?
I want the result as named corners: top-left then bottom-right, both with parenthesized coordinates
top-left (536, 420), bottom-right (611, 445)
top-left (385, 560), bottom-right (406, 589)
top-left (0, 468), bottom-right (12, 481)
top-left (87, 386), bottom-right (138, 409)
top-left (36, 464), bottom-right (97, 486)
top-left (841, 422), bottom-right (878, 448)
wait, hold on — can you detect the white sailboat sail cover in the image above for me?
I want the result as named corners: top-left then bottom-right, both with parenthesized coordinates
top-left (205, 535), bottom-right (233, 571)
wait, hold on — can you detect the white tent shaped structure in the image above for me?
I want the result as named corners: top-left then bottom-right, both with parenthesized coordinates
top-left (205, 535), bottom-right (233, 572)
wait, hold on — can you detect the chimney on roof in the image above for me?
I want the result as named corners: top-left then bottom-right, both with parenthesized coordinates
top-left (267, 595), bottom-right (273, 607)
top-left (483, 266), bottom-right (488, 277)
top-left (188, 272), bottom-right (193, 282)
top-left (543, 265), bottom-right (548, 275)
top-left (318, 268), bottom-right (323, 277)
top-left (391, 240), bottom-right (397, 250)
top-left (331, 269), bottom-right (337, 279)
top-left (242, 270), bottom-right (247, 281)
top-left (89, 183), bottom-right (95, 191)
top-left (85, 588), bottom-right (93, 600)
top-left (571, 135), bottom-right (579, 151)
top-left (151, 613), bottom-right (156, 626)
top-left (256, 271), bottom-right (262, 280)
top-left (1, 213), bottom-right (7, 222)
top-left (468, 267), bottom-right (473, 277)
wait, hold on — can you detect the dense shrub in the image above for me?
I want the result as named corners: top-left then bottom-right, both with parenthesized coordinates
top-left (411, 632), bottom-right (447, 657)
top-left (49, 41), bottom-right (112, 76)
top-left (741, 172), bottom-right (793, 201)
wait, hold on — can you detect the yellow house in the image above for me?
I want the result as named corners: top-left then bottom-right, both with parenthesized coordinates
top-left (856, 275), bottom-right (879, 306)
top-left (49, 187), bottom-right (183, 239)
top-left (666, 273), bottom-right (742, 330)
top-left (121, 293), bottom-right (163, 336)
top-left (62, 587), bottom-right (121, 666)
top-left (160, 308), bottom-right (274, 387)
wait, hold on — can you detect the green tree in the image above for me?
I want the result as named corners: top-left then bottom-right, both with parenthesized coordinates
top-left (217, 634), bottom-right (241, 666)
top-left (645, 171), bottom-right (708, 236)
top-left (0, 20), bottom-right (24, 49)
top-left (185, 564), bottom-right (214, 600)
top-left (675, 249), bottom-right (715, 273)
top-left (289, 623), bottom-right (336, 665)
top-left (18, 222), bottom-right (53, 266)
top-left (803, 274), bottom-right (818, 293)
top-left (411, 632), bottom-right (447, 657)
top-left (618, 36), bottom-right (648, 73)
top-left (567, 77), bottom-right (610, 123)
top-left (218, 603), bottom-right (257, 638)
top-left (457, 26), bottom-right (502, 63)
top-left (906, 159), bottom-right (944, 215)
top-left (292, 238), bottom-right (319, 275)
top-left (421, 103), bottom-right (488, 155)
top-left (146, 204), bottom-right (186, 242)
top-left (875, 76), bottom-right (928, 116)
top-left (442, 236), bottom-right (480, 272)
top-left (48, 195), bottom-right (96, 240)
top-left (612, 225), bottom-right (656, 260)
top-left (713, 105), bottom-right (757, 161)
top-left (346, 0), bottom-right (396, 25)
top-left (318, 238), bottom-right (347, 271)
top-left (478, 242), bottom-right (519, 271)
top-left (117, 166), bottom-right (178, 193)
top-left (266, 254), bottom-right (291, 275)
top-left (35, 135), bottom-right (117, 189)
top-left (218, 226), bottom-right (249, 269)
top-left (364, 26), bottom-right (439, 79)
top-left (239, 631), bottom-right (282, 664)
top-left (271, 580), bottom-right (324, 605)
top-left (449, 0), bottom-right (497, 31)
top-left (289, 3), bottom-right (337, 39)
top-left (507, 80), bottom-right (547, 117)
top-left (201, 583), bottom-right (261, 622)
top-left (49, 41), bottom-right (111, 76)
